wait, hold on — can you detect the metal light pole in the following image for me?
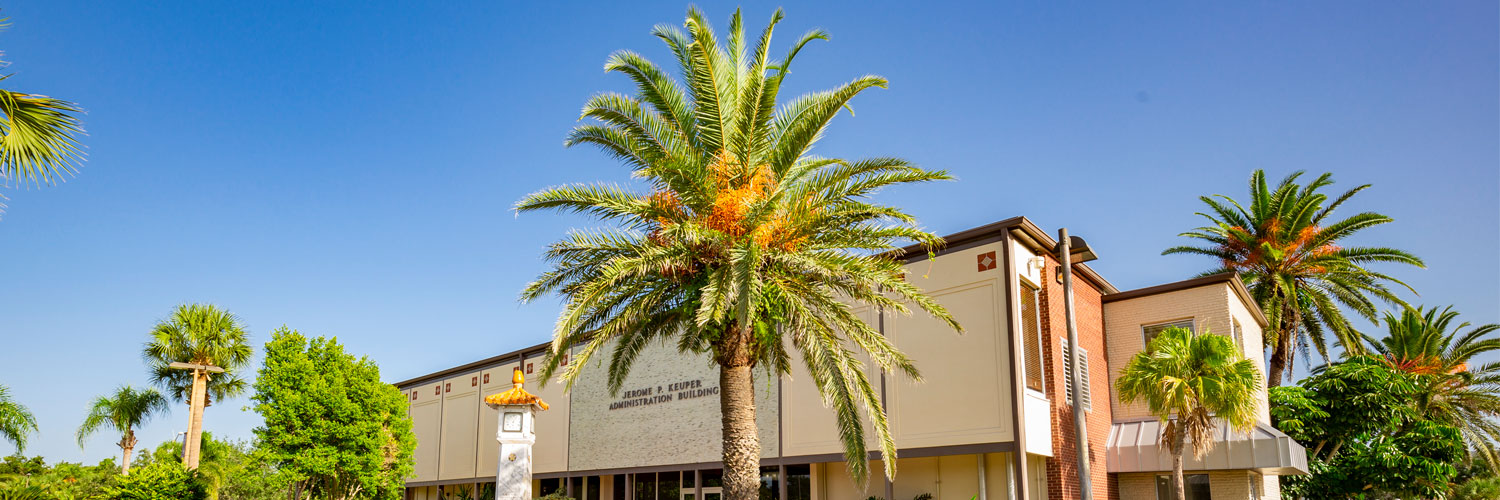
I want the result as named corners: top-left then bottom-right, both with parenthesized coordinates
top-left (1056, 228), bottom-right (1098, 500)
top-left (167, 361), bottom-right (224, 469)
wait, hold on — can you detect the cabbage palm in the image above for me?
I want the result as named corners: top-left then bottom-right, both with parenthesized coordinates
top-left (518, 7), bottom-right (958, 499)
top-left (1364, 305), bottom-right (1500, 470)
top-left (1164, 170), bottom-right (1423, 385)
top-left (142, 304), bottom-right (252, 469)
top-left (0, 384), bottom-right (37, 452)
top-left (76, 385), bottom-right (170, 475)
top-left (0, 17), bottom-right (87, 215)
top-left (1117, 327), bottom-right (1261, 500)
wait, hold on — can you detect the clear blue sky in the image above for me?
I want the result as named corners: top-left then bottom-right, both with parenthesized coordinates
top-left (0, 2), bottom-right (1494, 463)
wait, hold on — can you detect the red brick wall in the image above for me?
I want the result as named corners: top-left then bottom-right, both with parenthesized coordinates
top-left (1037, 255), bottom-right (1114, 500)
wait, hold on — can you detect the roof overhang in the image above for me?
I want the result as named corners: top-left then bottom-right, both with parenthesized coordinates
top-left (1106, 419), bottom-right (1309, 476)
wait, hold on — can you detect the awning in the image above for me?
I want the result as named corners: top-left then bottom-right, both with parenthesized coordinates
top-left (1106, 419), bottom-right (1309, 475)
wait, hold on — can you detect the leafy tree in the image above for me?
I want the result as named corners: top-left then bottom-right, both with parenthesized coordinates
top-left (0, 457), bottom-right (122, 499)
top-left (102, 461), bottom-right (209, 500)
top-left (0, 15), bottom-right (87, 217)
top-left (1363, 305), bottom-right (1500, 468)
top-left (77, 385), bottom-right (171, 475)
top-left (138, 433), bottom-right (281, 500)
top-left (251, 327), bottom-right (415, 500)
top-left (1274, 355), bottom-right (1466, 498)
top-left (0, 454), bottom-right (43, 476)
top-left (0, 386), bottom-right (36, 453)
top-left (1116, 328), bottom-right (1261, 500)
top-left (143, 304), bottom-right (253, 469)
top-left (1163, 170), bottom-right (1423, 385)
top-left (516, 8), bottom-right (958, 498)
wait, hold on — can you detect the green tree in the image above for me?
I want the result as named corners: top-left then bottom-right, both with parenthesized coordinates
top-left (516, 7), bottom-right (958, 498)
top-left (1116, 328), bottom-right (1261, 500)
top-left (0, 15), bottom-right (87, 217)
top-left (1163, 170), bottom-right (1423, 385)
top-left (139, 433), bottom-right (280, 500)
top-left (251, 327), bottom-right (415, 500)
top-left (102, 461), bottom-right (208, 500)
top-left (143, 304), bottom-right (253, 469)
top-left (76, 386), bottom-right (171, 475)
top-left (1363, 305), bottom-right (1500, 470)
top-left (1273, 356), bottom-right (1465, 498)
top-left (0, 386), bottom-right (36, 453)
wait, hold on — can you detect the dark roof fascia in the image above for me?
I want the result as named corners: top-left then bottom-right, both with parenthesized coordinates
top-left (392, 340), bottom-right (552, 389)
top-left (894, 216), bottom-right (1119, 294)
top-left (398, 217), bottom-right (1124, 389)
top-left (1102, 272), bottom-right (1269, 328)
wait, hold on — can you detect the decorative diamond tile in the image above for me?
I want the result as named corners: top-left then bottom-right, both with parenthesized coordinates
top-left (977, 251), bottom-right (997, 272)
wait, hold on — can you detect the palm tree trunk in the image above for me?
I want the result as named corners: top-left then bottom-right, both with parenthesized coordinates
top-left (1171, 425), bottom-right (1187, 500)
top-left (120, 428), bottom-right (136, 475)
top-left (185, 368), bottom-right (208, 469)
top-left (720, 362), bottom-right (761, 500)
top-left (1267, 302), bottom-right (1299, 387)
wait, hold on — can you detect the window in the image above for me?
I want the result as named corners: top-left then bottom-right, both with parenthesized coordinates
top-left (1155, 474), bottom-right (1212, 500)
top-left (759, 466), bottom-right (779, 500)
top-left (1249, 472), bottom-right (1262, 500)
top-left (539, 478), bottom-right (563, 497)
top-left (1061, 339), bottom-right (1091, 410)
top-left (659, 473), bottom-right (680, 500)
top-left (1143, 319), bottom-right (1195, 346)
top-left (1020, 283), bottom-right (1045, 392)
top-left (633, 473), bottom-right (657, 500)
top-left (785, 464), bottom-right (811, 500)
top-left (1232, 318), bottom-right (1244, 352)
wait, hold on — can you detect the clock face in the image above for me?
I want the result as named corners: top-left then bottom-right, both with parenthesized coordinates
top-left (503, 412), bottom-right (523, 432)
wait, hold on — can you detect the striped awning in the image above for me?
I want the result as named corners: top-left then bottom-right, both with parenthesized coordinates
top-left (1106, 419), bottom-right (1309, 475)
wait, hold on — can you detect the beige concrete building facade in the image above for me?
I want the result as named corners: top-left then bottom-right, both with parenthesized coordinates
top-left (396, 217), bottom-right (1306, 500)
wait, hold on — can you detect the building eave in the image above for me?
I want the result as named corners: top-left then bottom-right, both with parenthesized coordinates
top-left (1103, 272), bottom-right (1269, 328)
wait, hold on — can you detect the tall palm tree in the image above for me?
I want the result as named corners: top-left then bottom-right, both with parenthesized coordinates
top-left (1117, 327), bottom-right (1261, 500)
top-left (0, 16), bottom-right (87, 215)
top-left (1164, 170), bottom-right (1423, 385)
top-left (142, 304), bottom-right (252, 470)
top-left (76, 385), bottom-right (170, 474)
top-left (1364, 305), bottom-right (1500, 470)
top-left (517, 7), bottom-right (959, 499)
top-left (0, 383), bottom-right (37, 452)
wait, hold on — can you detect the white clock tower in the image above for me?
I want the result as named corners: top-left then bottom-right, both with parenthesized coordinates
top-left (484, 368), bottom-right (549, 500)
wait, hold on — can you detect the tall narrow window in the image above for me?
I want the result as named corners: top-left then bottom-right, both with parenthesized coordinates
top-left (1232, 318), bottom-right (1244, 352)
top-left (1020, 282), bottom-right (1044, 392)
top-left (1142, 318), bottom-right (1195, 346)
top-left (1061, 339), bottom-right (1091, 410)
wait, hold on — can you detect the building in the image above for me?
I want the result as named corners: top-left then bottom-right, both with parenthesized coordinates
top-left (395, 216), bottom-right (1307, 500)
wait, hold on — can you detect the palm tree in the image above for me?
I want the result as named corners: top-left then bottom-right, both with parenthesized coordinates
top-left (0, 15), bottom-right (87, 215)
top-left (517, 7), bottom-right (959, 499)
top-left (76, 385), bottom-right (170, 474)
top-left (1364, 305), bottom-right (1500, 470)
top-left (0, 384), bottom-right (37, 452)
top-left (142, 304), bottom-right (252, 470)
top-left (1117, 327), bottom-right (1261, 500)
top-left (1164, 170), bottom-right (1423, 385)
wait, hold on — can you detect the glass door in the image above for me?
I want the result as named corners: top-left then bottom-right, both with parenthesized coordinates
top-left (700, 487), bottom-right (722, 500)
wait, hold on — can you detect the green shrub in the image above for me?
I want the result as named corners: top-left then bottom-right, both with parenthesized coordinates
top-left (102, 461), bottom-right (208, 500)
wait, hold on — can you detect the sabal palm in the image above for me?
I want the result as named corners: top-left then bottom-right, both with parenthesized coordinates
top-left (1365, 305), bottom-right (1500, 470)
top-left (1117, 328), bottom-right (1261, 500)
top-left (0, 17), bottom-right (87, 215)
top-left (0, 384), bottom-right (37, 452)
top-left (518, 7), bottom-right (958, 498)
top-left (1164, 170), bottom-right (1422, 385)
top-left (142, 304), bottom-right (251, 469)
top-left (76, 385), bottom-right (170, 474)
